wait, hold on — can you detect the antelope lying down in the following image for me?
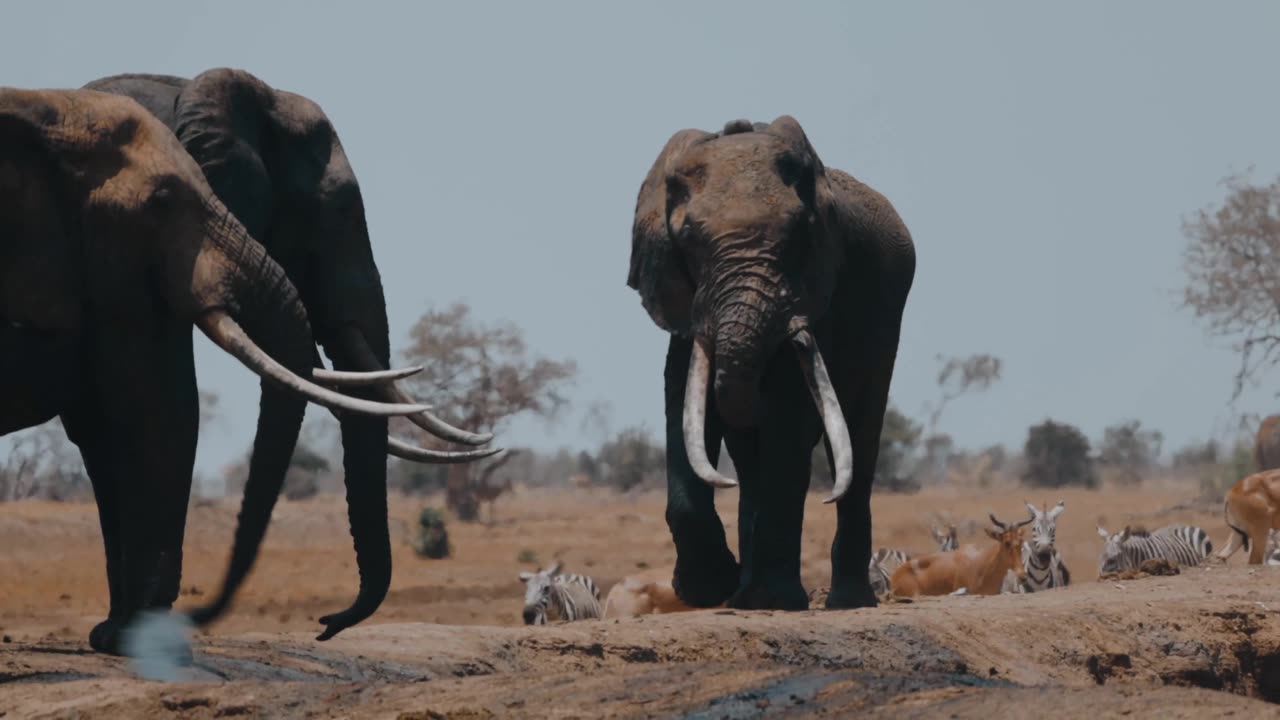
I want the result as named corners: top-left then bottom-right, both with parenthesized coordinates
top-left (890, 513), bottom-right (1031, 598)
top-left (602, 568), bottom-right (708, 618)
top-left (868, 520), bottom-right (958, 596)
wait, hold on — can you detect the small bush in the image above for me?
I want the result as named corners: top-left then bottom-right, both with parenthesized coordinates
top-left (1021, 419), bottom-right (1097, 488)
top-left (412, 506), bottom-right (452, 559)
top-left (516, 548), bottom-right (539, 565)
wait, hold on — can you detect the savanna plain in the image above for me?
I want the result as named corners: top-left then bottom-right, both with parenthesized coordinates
top-left (2, 483), bottom-right (1279, 718)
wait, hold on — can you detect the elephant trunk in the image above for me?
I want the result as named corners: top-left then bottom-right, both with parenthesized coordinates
top-left (706, 270), bottom-right (793, 429)
top-left (182, 201), bottom-right (423, 631)
top-left (682, 266), bottom-right (855, 503)
top-left (313, 326), bottom-right (394, 641)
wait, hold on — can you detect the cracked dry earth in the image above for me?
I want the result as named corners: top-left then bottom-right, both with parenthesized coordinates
top-left (2, 488), bottom-right (1280, 717)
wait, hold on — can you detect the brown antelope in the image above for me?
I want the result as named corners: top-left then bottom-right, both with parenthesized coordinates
top-left (1216, 469), bottom-right (1280, 564)
top-left (602, 568), bottom-right (721, 618)
top-left (471, 449), bottom-right (518, 524)
top-left (890, 513), bottom-right (1031, 598)
top-left (473, 476), bottom-right (513, 525)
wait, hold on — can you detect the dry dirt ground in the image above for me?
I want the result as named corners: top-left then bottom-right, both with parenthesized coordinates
top-left (2, 485), bottom-right (1279, 718)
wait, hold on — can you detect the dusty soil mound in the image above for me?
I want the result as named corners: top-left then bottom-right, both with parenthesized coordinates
top-left (3, 567), bottom-right (1279, 718)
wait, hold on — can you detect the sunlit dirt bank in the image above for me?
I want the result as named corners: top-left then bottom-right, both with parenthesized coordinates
top-left (2, 486), bottom-right (1279, 717)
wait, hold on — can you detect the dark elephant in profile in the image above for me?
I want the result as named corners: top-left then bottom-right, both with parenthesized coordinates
top-left (0, 87), bottom-right (426, 653)
top-left (1256, 415), bottom-right (1280, 472)
top-left (83, 69), bottom-right (500, 642)
top-left (627, 116), bottom-right (916, 610)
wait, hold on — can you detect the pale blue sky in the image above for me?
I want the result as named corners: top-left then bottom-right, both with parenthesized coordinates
top-left (6, 2), bottom-right (1280, 477)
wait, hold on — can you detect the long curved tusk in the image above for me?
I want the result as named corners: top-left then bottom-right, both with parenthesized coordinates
top-left (683, 339), bottom-right (738, 488)
top-left (384, 383), bottom-right (494, 445)
top-left (792, 330), bottom-right (853, 504)
top-left (387, 437), bottom-right (504, 464)
top-left (313, 365), bottom-right (424, 386)
top-left (337, 327), bottom-right (495, 446)
top-left (198, 311), bottom-right (430, 417)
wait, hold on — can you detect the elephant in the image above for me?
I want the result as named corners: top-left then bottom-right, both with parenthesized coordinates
top-left (627, 116), bottom-right (916, 610)
top-left (81, 68), bottom-right (501, 643)
top-left (0, 87), bottom-right (429, 653)
top-left (1256, 415), bottom-right (1280, 472)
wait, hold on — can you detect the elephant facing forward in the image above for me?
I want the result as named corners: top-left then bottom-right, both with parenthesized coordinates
top-left (628, 116), bottom-right (915, 610)
top-left (0, 87), bottom-right (426, 653)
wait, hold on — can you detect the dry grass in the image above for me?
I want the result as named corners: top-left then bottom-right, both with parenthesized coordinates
top-left (0, 478), bottom-right (1233, 644)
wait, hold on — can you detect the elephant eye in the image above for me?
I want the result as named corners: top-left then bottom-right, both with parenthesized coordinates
top-left (147, 175), bottom-right (183, 210)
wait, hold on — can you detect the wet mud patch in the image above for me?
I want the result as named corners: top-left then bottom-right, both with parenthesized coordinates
top-left (685, 669), bottom-right (1019, 719)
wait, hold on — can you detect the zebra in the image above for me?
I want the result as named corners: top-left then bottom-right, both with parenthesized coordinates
top-left (868, 521), bottom-right (959, 595)
top-left (518, 561), bottom-right (602, 625)
top-left (1267, 529), bottom-right (1280, 566)
top-left (1002, 500), bottom-right (1070, 593)
top-left (1095, 524), bottom-right (1213, 575)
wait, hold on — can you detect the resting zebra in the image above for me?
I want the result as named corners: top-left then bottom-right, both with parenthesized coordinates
top-left (1096, 524), bottom-right (1213, 575)
top-left (868, 522), bottom-right (959, 595)
top-left (1002, 500), bottom-right (1070, 594)
top-left (519, 561), bottom-right (602, 625)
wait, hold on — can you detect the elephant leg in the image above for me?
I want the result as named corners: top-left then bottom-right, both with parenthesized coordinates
top-left (725, 351), bottom-right (817, 611)
top-left (61, 410), bottom-right (127, 650)
top-left (663, 335), bottom-right (739, 607)
top-left (826, 346), bottom-right (899, 610)
top-left (69, 336), bottom-right (197, 654)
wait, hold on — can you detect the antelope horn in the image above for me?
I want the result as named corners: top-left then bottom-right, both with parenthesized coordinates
top-left (683, 339), bottom-right (737, 488)
top-left (197, 311), bottom-right (430, 417)
top-left (792, 330), bottom-right (853, 504)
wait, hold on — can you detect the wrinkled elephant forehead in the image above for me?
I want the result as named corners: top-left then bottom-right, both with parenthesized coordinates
top-left (683, 130), bottom-right (797, 167)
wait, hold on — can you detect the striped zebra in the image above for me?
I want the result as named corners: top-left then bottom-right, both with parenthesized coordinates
top-left (1096, 524), bottom-right (1213, 575)
top-left (1002, 501), bottom-right (1070, 593)
top-left (519, 561), bottom-right (602, 625)
top-left (1268, 529), bottom-right (1280, 566)
top-left (868, 522), bottom-right (958, 595)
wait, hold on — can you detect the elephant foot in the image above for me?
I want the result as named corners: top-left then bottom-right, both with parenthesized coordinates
top-left (727, 577), bottom-right (810, 611)
top-left (825, 580), bottom-right (879, 610)
top-left (672, 551), bottom-right (740, 608)
top-left (89, 617), bottom-right (130, 656)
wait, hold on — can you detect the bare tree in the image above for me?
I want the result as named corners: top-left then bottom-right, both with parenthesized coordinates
top-left (1182, 170), bottom-right (1280, 397)
top-left (926, 353), bottom-right (1003, 434)
top-left (395, 302), bottom-right (577, 520)
top-left (397, 302), bottom-right (578, 439)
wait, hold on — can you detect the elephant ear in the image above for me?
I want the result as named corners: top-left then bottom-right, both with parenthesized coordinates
top-left (627, 127), bottom-right (714, 336)
top-left (172, 68), bottom-right (277, 238)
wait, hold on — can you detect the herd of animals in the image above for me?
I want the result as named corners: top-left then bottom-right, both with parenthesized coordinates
top-left (3, 65), bottom-right (1280, 658)
top-left (520, 490), bottom-right (1280, 625)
